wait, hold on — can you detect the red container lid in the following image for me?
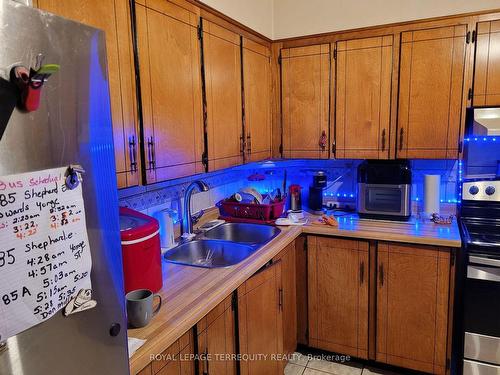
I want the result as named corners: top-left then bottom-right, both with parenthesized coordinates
top-left (119, 206), bottom-right (159, 242)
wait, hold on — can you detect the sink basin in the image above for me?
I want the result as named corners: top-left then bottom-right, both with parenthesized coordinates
top-left (203, 222), bottom-right (281, 244)
top-left (164, 240), bottom-right (257, 268)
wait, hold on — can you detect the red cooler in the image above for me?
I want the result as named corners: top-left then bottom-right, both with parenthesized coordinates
top-left (119, 207), bottom-right (162, 293)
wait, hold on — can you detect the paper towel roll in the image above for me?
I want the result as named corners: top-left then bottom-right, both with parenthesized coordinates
top-left (423, 174), bottom-right (440, 217)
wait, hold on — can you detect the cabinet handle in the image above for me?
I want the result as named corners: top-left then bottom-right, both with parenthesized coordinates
top-left (381, 129), bottom-right (386, 151)
top-left (360, 261), bottom-right (365, 285)
top-left (247, 134), bottom-right (252, 154)
top-left (278, 288), bottom-right (283, 312)
top-left (147, 136), bottom-right (156, 170)
top-left (203, 348), bottom-right (209, 375)
top-left (240, 134), bottom-right (245, 154)
top-left (128, 135), bottom-right (137, 172)
top-left (379, 263), bottom-right (384, 286)
top-left (399, 128), bottom-right (404, 151)
top-left (319, 130), bottom-right (327, 150)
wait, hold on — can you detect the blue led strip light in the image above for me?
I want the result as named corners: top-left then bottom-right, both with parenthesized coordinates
top-left (463, 137), bottom-right (498, 142)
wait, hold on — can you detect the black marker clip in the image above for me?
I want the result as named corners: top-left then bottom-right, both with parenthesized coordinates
top-left (65, 164), bottom-right (85, 190)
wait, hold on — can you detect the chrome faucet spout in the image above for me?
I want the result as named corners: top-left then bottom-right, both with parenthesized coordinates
top-left (182, 180), bottom-right (209, 237)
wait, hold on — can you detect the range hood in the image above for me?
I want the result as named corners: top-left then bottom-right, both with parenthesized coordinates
top-left (470, 107), bottom-right (500, 136)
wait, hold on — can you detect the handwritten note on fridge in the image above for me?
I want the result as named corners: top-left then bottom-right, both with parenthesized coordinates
top-left (0, 167), bottom-right (92, 341)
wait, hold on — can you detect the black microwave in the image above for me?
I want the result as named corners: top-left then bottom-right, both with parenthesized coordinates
top-left (357, 160), bottom-right (412, 221)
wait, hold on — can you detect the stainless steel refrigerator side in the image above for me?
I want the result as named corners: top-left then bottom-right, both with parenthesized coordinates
top-left (0, 1), bottom-right (129, 374)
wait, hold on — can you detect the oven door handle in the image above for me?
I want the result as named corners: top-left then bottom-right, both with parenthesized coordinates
top-left (468, 265), bottom-right (500, 283)
top-left (470, 255), bottom-right (500, 267)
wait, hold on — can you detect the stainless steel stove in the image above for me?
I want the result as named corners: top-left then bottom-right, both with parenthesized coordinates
top-left (460, 179), bottom-right (500, 375)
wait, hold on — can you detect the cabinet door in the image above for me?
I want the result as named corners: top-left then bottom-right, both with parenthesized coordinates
top-left (37, 0), bottom-right (140, 188)
top-left (473, 20), bottom-right (500, 106)
top-left (376, 243), bottom-right (452, 374)
top-left (238, 261), bottom-right (283, 375)
top-left (273, 243), bottom-right (297, 356)
top-left (398, 25), bottom-right (467, 159)
top-left (308, 236), bottom-right (369, 359)
top-left (197, 295), bottom-right (236, 375)
top-left (136, 0), bottom-right (204, 183)
top-left (243, 38), bottom-right (272, 162)
top-left (281, 44), bottom-right (330, 159)
top-left (135, 329), bottom-right (194, 375)
top-left (203, 21), bottom-right (243, 171)
top-left (335, 36), bottom-right (393, 159)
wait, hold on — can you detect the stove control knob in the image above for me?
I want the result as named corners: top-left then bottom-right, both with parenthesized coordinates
top-left (485, 186), bottom-right (496, 196)
top-left (468, 185), bottom-right (479, 195)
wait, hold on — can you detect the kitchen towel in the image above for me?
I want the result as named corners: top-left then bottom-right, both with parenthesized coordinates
top-left (423, 174), bottom-right (441, 218)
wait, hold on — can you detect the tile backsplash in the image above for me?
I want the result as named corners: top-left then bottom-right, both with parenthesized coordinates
top-left (119, 159), bottom-right (459, 221)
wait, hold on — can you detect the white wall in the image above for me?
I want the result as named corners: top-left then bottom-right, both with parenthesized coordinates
top-left (273, 0), bottom-right (500, 39)
top-left (201, 0), bottom-right (500, 40)
top-left (200, 0), bottom-right (274, 38)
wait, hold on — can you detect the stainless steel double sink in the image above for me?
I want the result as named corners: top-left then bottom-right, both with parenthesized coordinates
top-left (164, 222), bottom-right (281, 268)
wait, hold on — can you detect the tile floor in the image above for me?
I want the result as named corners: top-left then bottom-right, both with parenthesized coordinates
top-left (284, 352), bottom-right (404, 375)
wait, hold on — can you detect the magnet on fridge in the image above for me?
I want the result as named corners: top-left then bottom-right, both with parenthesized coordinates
top-left (65, 164), bottom-right (85, 190)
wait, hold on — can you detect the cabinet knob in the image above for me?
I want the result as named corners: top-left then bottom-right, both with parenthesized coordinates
top-left (381, 129), bottom-right (386, 151)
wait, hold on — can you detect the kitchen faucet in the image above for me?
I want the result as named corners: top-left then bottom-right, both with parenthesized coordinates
top-left (182, 180), bottom-right (209, 238)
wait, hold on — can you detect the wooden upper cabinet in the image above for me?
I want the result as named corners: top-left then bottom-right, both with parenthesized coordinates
top-left (197, 295), bottom-right (236, 375)
top-left (376, 243), bottom-right (452, 374)
top-left (474, 20), bottom-right (500, 106)
top-left (243, 38), bottom-right (272, 162)
top-left (238, 261), bottom-right (283, 375)
top-left (397, 25), bottom-right (467, 159)
top-left (203, 21), bottom-right (243, 171)
top-left (308, 236), bottom-right (369, 359)
top-left (136, 0), bottom-right (204, 184)
top-left (36, 0), bottom-right (140, 188)
top-left (281, 44), bottom-right (331, 159)
top-left (335, 36), bottom-right (393, 159)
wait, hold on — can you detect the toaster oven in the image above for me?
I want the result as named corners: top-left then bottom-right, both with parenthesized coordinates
top-left (357, 160), bottom-right (412, 221)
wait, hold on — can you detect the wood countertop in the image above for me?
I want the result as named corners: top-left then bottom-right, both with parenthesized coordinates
top-left (302, 212), bottom-right (462, 248)
top-left (128, 213), bottom-right (461, 373)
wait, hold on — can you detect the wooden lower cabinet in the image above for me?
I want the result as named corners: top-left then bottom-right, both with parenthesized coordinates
top-left (137, 329), bottom-right (195, 375)
top-left (376, 242), bottom-right (453, 374)
top-left (273, 243), bottom-right (298, 356)
top-left (238, 260), bottom-right (284, 375)
top-left (307, 236), bottom-right (369, 359)
top-left (196, 295), bottom-right (237, 375)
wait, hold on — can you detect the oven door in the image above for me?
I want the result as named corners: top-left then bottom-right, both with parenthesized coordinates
top-left (464, 255), bottom-right (500, 374)
top-left (358, 183), bottom-right (410, 216)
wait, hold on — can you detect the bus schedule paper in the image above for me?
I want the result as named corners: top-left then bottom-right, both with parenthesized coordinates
top-left (0, 167), bottom-right (92, 341)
